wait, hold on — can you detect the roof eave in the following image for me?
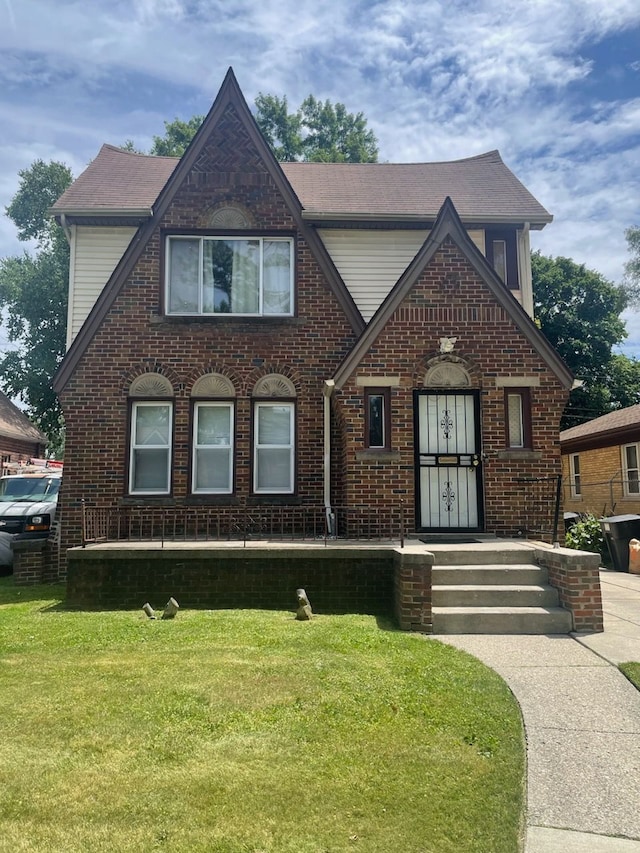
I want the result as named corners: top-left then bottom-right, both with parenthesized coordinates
top-left (302, 211), bottom-right (552, 229)
top-left (52, 207), bottom-right (153, 219)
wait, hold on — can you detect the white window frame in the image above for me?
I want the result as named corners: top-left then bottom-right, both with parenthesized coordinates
top-left (622, 443), bottom-right (640, 496)
top-left (569, 453), bottom-right (581, 498)
top-left (129, 401), bottom-right (172, 495)
top-left (165, 235), bottom-right (294, 317)
top-left (492, 239), bottom-right (507, 283)
top-left (192, 402), bottom-right (234, 494)
top-left (253, 402), bottom-right (295, 494)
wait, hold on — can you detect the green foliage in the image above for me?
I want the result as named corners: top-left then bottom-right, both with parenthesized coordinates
top-left (150, 115), bottom-right (205, 156)
top-left (256, 93), bottom-right (379, 162)
top-left (619, 661), bottom-right (640, 692)
top-left (0, 586), bottom-right (524, 852)
top-left (565, 513), bottom-right (606, 558)
top-left (532, 251), bottom-right (635, 428)
top-left (0, 161), bottom-right (72, 450)
top-left (150, 95), bottom-right (379, 162)
top-left (624, 226), bottom-right (640, 306)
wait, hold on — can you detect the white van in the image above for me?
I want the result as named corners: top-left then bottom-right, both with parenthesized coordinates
top-left (0, 468), bottom-right (62, 541)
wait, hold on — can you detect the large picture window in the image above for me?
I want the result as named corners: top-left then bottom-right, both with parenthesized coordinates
top-left (166, 236), bottom-right (293, 316)
top-left (192, 402), bottom-right (234, 493)
top-left (129, 402), bottom-right (172, 494)
top-left (253, 402), bottom-right (294, 493)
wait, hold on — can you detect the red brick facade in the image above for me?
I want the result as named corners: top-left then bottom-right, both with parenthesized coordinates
top-left (55, 78), bottom-right (570, 573)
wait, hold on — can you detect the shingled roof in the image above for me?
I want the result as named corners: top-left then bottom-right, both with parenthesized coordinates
top-left (0, 392), bottom-right (47, 444)
top-left (560, 404), bottom-right (640, 450)
top-left (52, 146), bottom-right (551, 228)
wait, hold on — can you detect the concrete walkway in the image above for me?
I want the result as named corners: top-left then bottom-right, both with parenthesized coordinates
top-left (434, 568), bottom-right (640, 853)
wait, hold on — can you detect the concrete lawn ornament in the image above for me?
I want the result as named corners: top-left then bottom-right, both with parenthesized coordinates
top-left (162, 598), bottom-right (180, 619)
top-left (296, 588), bottom-right (313, 621)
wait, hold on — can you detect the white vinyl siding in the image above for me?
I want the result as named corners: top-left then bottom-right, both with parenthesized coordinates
top-left (67, 226), bottom-right (137, 348)
top-left (318, 229), bottom-right (485, 321)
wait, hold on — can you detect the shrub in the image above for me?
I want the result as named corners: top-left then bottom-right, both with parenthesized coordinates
top-left (565, 513), bottom-right (606, 560)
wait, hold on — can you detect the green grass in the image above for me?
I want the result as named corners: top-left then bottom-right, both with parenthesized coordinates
top-left (0, 578), bottom-right (525, 853)
top-left (620, 662), bottom-right (640, 691)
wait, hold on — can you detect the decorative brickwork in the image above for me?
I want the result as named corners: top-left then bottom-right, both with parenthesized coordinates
top-left (335, 239), bottom-right (568, 536)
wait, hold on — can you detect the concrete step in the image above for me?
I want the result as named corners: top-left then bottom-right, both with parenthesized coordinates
top-left (427, 544), bottom-right (537, 565)
top-left (433, 583), bottom-right (560, 608)
top-left (432, 565), bottom-right (547, 585)
top-left (432, 606), bottom-right (573, 634)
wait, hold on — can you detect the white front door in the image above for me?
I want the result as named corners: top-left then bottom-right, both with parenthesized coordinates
top-left (415, 391), bottom-right (483, 531)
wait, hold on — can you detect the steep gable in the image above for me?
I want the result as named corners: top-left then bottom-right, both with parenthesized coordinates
top-left (333, 197), bottom-right (572, 389)
top-left (53, 68), bottom-right (362, 393)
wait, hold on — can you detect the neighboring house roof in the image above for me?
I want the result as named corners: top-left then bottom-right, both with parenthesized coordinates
top-left (560, 404), bottom-right (640, 452)
top-left (333, 196), bottom-right (573, 390)
top-left (52, 147), bottom-right (551, 230)
top-left (0, 392), bottom-right (47, 445)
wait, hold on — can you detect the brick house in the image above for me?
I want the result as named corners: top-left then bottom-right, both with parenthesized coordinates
top-left (51, 68), bottom-right (572, 569)
top-left (561, 404), bottom-right (640, 518)
top-left (0, 391), bottom-right (47, 470)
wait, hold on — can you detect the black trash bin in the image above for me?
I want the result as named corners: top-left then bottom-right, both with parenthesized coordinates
top-left (600, 514), bottom-right (640, 572)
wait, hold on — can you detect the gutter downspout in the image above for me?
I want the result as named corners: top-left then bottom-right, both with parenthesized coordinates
top-left (59, 213), bottom-right (72, 244)
top-left (323, 380), bottom-right (335, 535)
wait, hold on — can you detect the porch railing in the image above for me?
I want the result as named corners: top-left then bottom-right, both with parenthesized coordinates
top-left (81, 501), bottom-right (406, 548)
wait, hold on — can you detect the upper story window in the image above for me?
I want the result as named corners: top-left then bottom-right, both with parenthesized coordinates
top-left (486, 229), bottom-right (519, 290)
top-left (166, 236), bottom-right (294, 316)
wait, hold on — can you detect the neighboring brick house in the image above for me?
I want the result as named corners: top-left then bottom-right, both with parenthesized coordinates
top-left (51, 68), bottom-right (572, 565)
top-left (0, 391), bottom-right (47, 470)
top-left (561, 404), bottom-right (640, 517)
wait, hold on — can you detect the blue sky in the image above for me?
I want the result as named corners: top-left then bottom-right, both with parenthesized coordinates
top-left (1, 0), bottom-right (639, 351)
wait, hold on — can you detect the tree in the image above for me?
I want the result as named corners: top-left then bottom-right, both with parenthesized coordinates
top-left (532, 251), bottom-right (635, 428)
top-left (0, 161), bottom-right (72, 454)
top-left (624, 226), bottom-right (640, 304)
top-left (150, 116), bottom-right (205, 157)
top-left (148, 95), bottom-right (379, 162)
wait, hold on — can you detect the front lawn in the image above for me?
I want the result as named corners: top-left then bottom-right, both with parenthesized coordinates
top-left (620, 662), bottom-right (640, 691)
top-left (0, 579), bottom-right (525, 852)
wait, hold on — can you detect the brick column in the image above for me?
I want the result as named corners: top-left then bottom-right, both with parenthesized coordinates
top-left (535, 546), bottom-right (603, 633)
top-left (12, 539), bottom-right (47, 586)
top-left (394, 548), bottom-right (434, 632)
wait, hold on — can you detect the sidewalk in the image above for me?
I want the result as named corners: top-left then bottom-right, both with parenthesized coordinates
top-left (434, 569), bottom-right (640, 853)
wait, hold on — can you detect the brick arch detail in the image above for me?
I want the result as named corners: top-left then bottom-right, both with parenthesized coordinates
top-left (119, 363), bottom-right (184, 396)
top-left (413, 353), bottom-right (482, 389)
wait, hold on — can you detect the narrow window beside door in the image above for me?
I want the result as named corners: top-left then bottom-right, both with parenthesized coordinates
top-left (365, 388), bottom-right (390, 450)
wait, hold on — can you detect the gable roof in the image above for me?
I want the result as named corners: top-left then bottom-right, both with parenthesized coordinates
top-left (0, 392), bottom-right (47, 445)
top-left (53, 68), bottom-right (363, 394)
top-left (332, 197), bottom-right (573, 390)
top-left (560, 404), bottom-right (640, 451)
top-left (52, 149), bottom-right (551, 229)
top-left (51, 145), bottom-right (177, 219)
top-left (281, 153), bottom-right (551, 227)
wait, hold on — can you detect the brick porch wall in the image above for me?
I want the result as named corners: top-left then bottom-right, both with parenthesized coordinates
top-left (535, 545), bottom-right (603, 632)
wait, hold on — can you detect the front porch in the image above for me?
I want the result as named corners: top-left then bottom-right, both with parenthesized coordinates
top-left (57, 537), bottom-right (603, 635)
